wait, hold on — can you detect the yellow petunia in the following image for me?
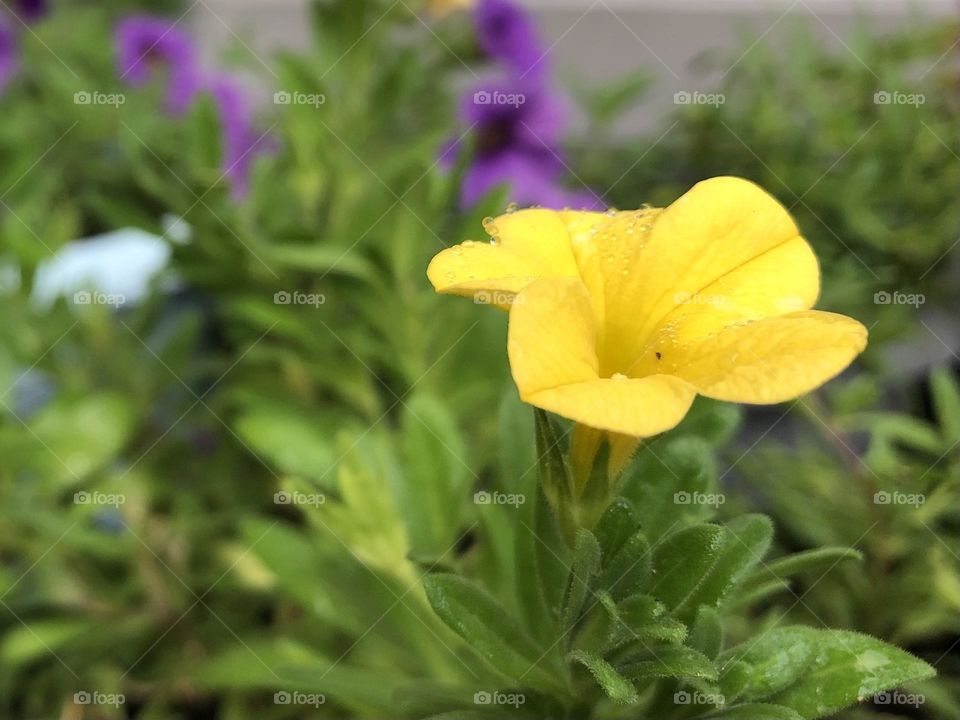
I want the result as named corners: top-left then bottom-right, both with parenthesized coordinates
top-left (427, 177), bottom-right (867, 440)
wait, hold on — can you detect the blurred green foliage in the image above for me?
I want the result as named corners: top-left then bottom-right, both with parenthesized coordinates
top-left (0, 2), bottom-right (957, 719)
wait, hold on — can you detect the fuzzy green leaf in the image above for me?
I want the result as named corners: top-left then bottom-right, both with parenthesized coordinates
top-left (423, 574), bottom-right (562, 692)
top-left (570, 650), bottom-right (639, 704)
top-left (738, 627), bottom-right (935, 718)
top-left (620, 646), bottom-right (717, 681)
top-left (561, 530), bottom-right (602, 637)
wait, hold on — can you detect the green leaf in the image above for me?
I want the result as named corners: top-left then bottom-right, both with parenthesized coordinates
top-left (398, 393), bottom-right (469, 557)
top-left (262, 242), bottom-right (374, 278)
top-left (30, 393), bottom-right (134, 484)
top-left (649, 524), bottom-right (724, 611)
top-left (593, 498), bottom-right (640, 561)
top-left (747, 627), bottom-right (935, 718)
top-left (689, 606), bottom-right (723, 660)
top-left (534, 409), bottom-right (575, 541)
top-left (742, 547), bottom-right (862, 590)
top-left (620, 646), bottom-right (717, 681)
top-left (931, 365), bottom-right (960, 445)
top-left (423, 574), bottom-right (562, 692)
top-left (597, 527), bottom-right (651, 601)
top-left (515, 480), bottom-right (570, 645)
top-left (570, 651), bottom-right (639, 704)
top-left (561, 530), bottom-right (602, 638)
top-left (626, 436), bottom-right (718, 538)
top-left (702, 703), bottom-right (803, 719)
top-left (677, 515), bottom-right (773, 620)
top-left (234, 405), bottom-right (334, 484)
top-left (0, 618), bottom-right (90, 666)
top-left (724, 627), bottom-right (816, 700)
top-left (604, 594), bottom-right (687, 649)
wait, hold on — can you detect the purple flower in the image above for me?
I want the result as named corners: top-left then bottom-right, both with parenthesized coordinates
top-left (452, 78), bottom-right (601, 209)
top-left (14, 0), bottom-right (47, 22)
top-left (475, 0), bottom-right (547, 81)
top-left (206, 76), bottom-right (270, 200)
top-left (115, 15), bottom-right (200, 115)
top-left (0, 19), bottom-right (16, 96)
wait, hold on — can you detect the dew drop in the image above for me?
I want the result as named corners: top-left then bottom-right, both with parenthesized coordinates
top-left (505, 202), bottom-right (518, 214)
top-left (482, 216), bottom-right (494, 227)
top-left (611, 372), bottom-right (628, 381)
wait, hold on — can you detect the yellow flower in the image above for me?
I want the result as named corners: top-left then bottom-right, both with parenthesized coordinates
top-left (428, 177), bottom-right (867, 441)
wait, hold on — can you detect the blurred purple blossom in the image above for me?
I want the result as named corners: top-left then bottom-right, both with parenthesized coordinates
top-left (0, 19), bottom-right (16, 96)
top-left (115, 15), bottom-right (200, 115)
top-left (475, 0), bottom-right (546, 81)
top-left (450, 0), bottom-right (601, 210)
top-left (14, 0), bottom-right (47, 22)
top-left (206, 76), bottom-right (272, 200)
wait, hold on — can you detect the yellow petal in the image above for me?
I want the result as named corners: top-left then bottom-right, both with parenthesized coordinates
top-left (525, 376), bottom-right (696, 438)
top-left (427, 209), bottom-right (579, 305)
top-left (662, 310), bottom-right (868, 404)
top-left (600, 177), bottom-right (805, 374)
top-left (507, 277), bottom-right (599, 395)
top-left (628, 235), bottom-right (820, 377)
